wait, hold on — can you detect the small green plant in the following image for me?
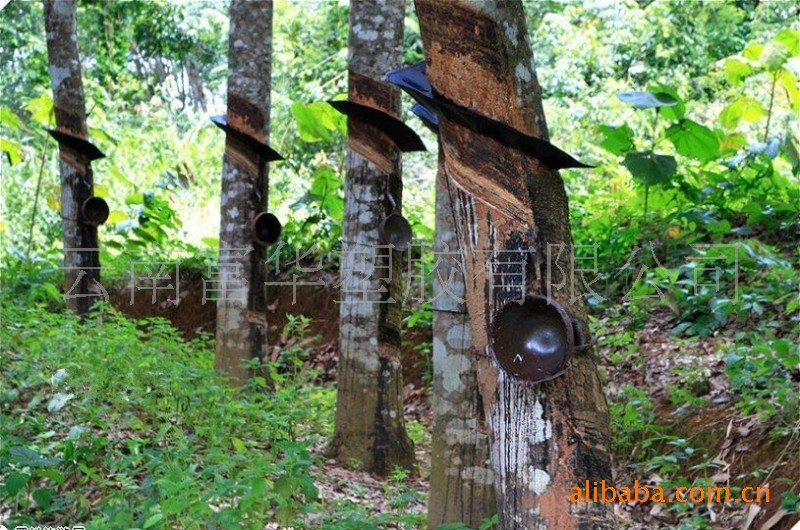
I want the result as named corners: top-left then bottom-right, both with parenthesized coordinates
top-left (381, 467), bottom-right (423, 510)
top-left (406, 419), bottom-right (430, 448)
top-left (0, 300), bottom-right (328, 529)
top-left (600, 85), bottom-right (720, 219)
top-left (270, 313), bottom-right (321, 384)
top-left (725, 338), bottom-right (799, 426)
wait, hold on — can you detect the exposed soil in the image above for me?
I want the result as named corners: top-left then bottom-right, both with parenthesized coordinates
top-left (108, 269), bottom-right (432, 389)
top-left (109, 269), bottom-right (216, 338)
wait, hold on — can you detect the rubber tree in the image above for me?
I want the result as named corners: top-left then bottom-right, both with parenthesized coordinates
top-left (330, 0), bottom-right (415, 475)
top-left (415, 1), bottom-right (616, 528)
top-left (215, 0), bottom-right (274, 385)
top-left (429, 150), bottom-right (495, 527)
top-left (44, 0), bottom-right (104, 316)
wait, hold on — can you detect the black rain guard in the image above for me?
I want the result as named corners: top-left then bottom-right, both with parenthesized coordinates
top-left (411, 103), bottom-right (439, 133)
top-left (386, 62), bottom-right (593, 170)
top-left (46, 129), bottom-right (105, 161)
top-left (327, 100), bottom-right (426, 152)
top-left (210, 115), bottom-right (284, 161)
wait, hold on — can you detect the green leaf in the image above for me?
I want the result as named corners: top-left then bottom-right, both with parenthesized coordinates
top-left (309, 166), bottom-right (343, 220)
top-left (616, 90), bottom-right (678, 109)
top-left (479, 514), bottom-right (501, 530)
top-left (276, 504), bottom-right (295, 526)
top-left (0, 107), bottom-right (22, 130)
top-left (597, 124), bottom-right (634, 155)
top-left (777, 69), bottom-right (799, 112)
top-left (35, 468), bottom-right (66, 485)
top-left (665, 119), bottom-right (720, 161)
top-left (88, 126), bottom-right (116, 145)
top-left (5, 472), bottom-right (30, 496)
top-left (1, 136), bottom-right (24, 165)
top-left (33, 487), bottom-right (54, 509)
top-left (24, 91), bottom-right (54, 126)
top-left (310, 165), bottom-right (339, 198)
top-left (274, 475), bottom-right (295, 498)
top-left (773, 29), bottom-right (799, 56)
top-left (720, 132), bottom-right (747, 154)
top-left (298, 475), bottom-right (319, 501)
top-left (291, 102), bottom-right (345, 143)
top-left (292, 102), bottom-right (328, 142)
top-left (724, 57), bottom-right (753, 85)
top-left (143, 512), bottom-right (164, 529)
top-left (135, 227), bottom-right (159, 243)
top-left (47, 392), bottom-right (74, 412)
top-left (648, 84), bottom-right (684, 120)
top-left (231, 437), bottom-right (246, 454)
top-left (107, 211), bottom-right (127, 225)
top-left (706, 219), bottom-right (731, 237)
top-left (623, 151), bottom-right (677, 185)
top-left (784, 134), bottom-right (800, 176)
top-left (719, 97), bottom-right (766, 129)
top-left (761, 43), bottom-right (789, 71)
top-left (322, 195), bottom-right (344, 220)
top-left (46, 190), bottom-right (61, 211)
top-left (125, 193), bottom-right (145, 205)
top-left (201, 236), bottom-right (219, 248)
top-left (742, 42), bottom-right (765, 61)
top-left (161, 495), bottom-right (186, 515)
top-left (8, 446), bottom-right (61, 468)
top-left (108, 164), bottom-right (134, 187)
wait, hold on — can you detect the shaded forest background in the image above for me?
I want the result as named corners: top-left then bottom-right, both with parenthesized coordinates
top-left (1, 0), bottom-right (798, 529)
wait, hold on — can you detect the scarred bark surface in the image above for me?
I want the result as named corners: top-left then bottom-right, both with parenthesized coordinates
top-left (415, 1), bottom-right (616, 528)
top-left (330, 0), bottom-right (415, 475)
top-left (44, 0), bottom-right (100, 316)
top-left (429, 153), bottom-right (496, 527)
top-left (215, 0), bottom-right (273, 385)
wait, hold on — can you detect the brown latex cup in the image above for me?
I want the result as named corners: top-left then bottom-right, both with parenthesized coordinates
top-left (490, 295), bottom-right (574, 383)
top-left (251, 212), bottom-right (282, 246)
top-left (379, 213), bottom-right (412, 251)
top-left (81, 197), bottom-right (110, 226)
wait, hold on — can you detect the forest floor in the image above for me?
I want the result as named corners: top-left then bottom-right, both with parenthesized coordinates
top-left (108, 274), bottom-right (799, 530)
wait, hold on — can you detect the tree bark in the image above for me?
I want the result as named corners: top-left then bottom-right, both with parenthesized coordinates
top-left (415, 1), bottom-right (616, 528)
top-left (43, 0), bottom-right (101, 316)
top-left (330, 0), bottom-right (416, 475)
top-left (429, 150), bottom-right (496, 527)
top-left (215, 0), bottom-right (273, 386)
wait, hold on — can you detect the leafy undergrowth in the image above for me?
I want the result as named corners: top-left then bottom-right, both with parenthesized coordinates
top-left (598, 306), bottom-right (800, 530)
top-left (0, 302), bottom-right (428, 529)
top-left (2, 229), bottom-right (799, 530)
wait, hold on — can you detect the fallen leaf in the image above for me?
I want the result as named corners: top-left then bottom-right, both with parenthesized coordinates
top-left (741, 503), bottom-right (761, 530)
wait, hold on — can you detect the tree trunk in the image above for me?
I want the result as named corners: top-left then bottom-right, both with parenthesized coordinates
top-left (330, 0), bottom-right (415, 475)
top-left (215, 0), bottom-right (274, 386)
top-left (43, 0), bottom-right (101, 316)
top-left (429, 151), bottom-right (496, 527)
top-left (415, 1), bottom-right (616, 528)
